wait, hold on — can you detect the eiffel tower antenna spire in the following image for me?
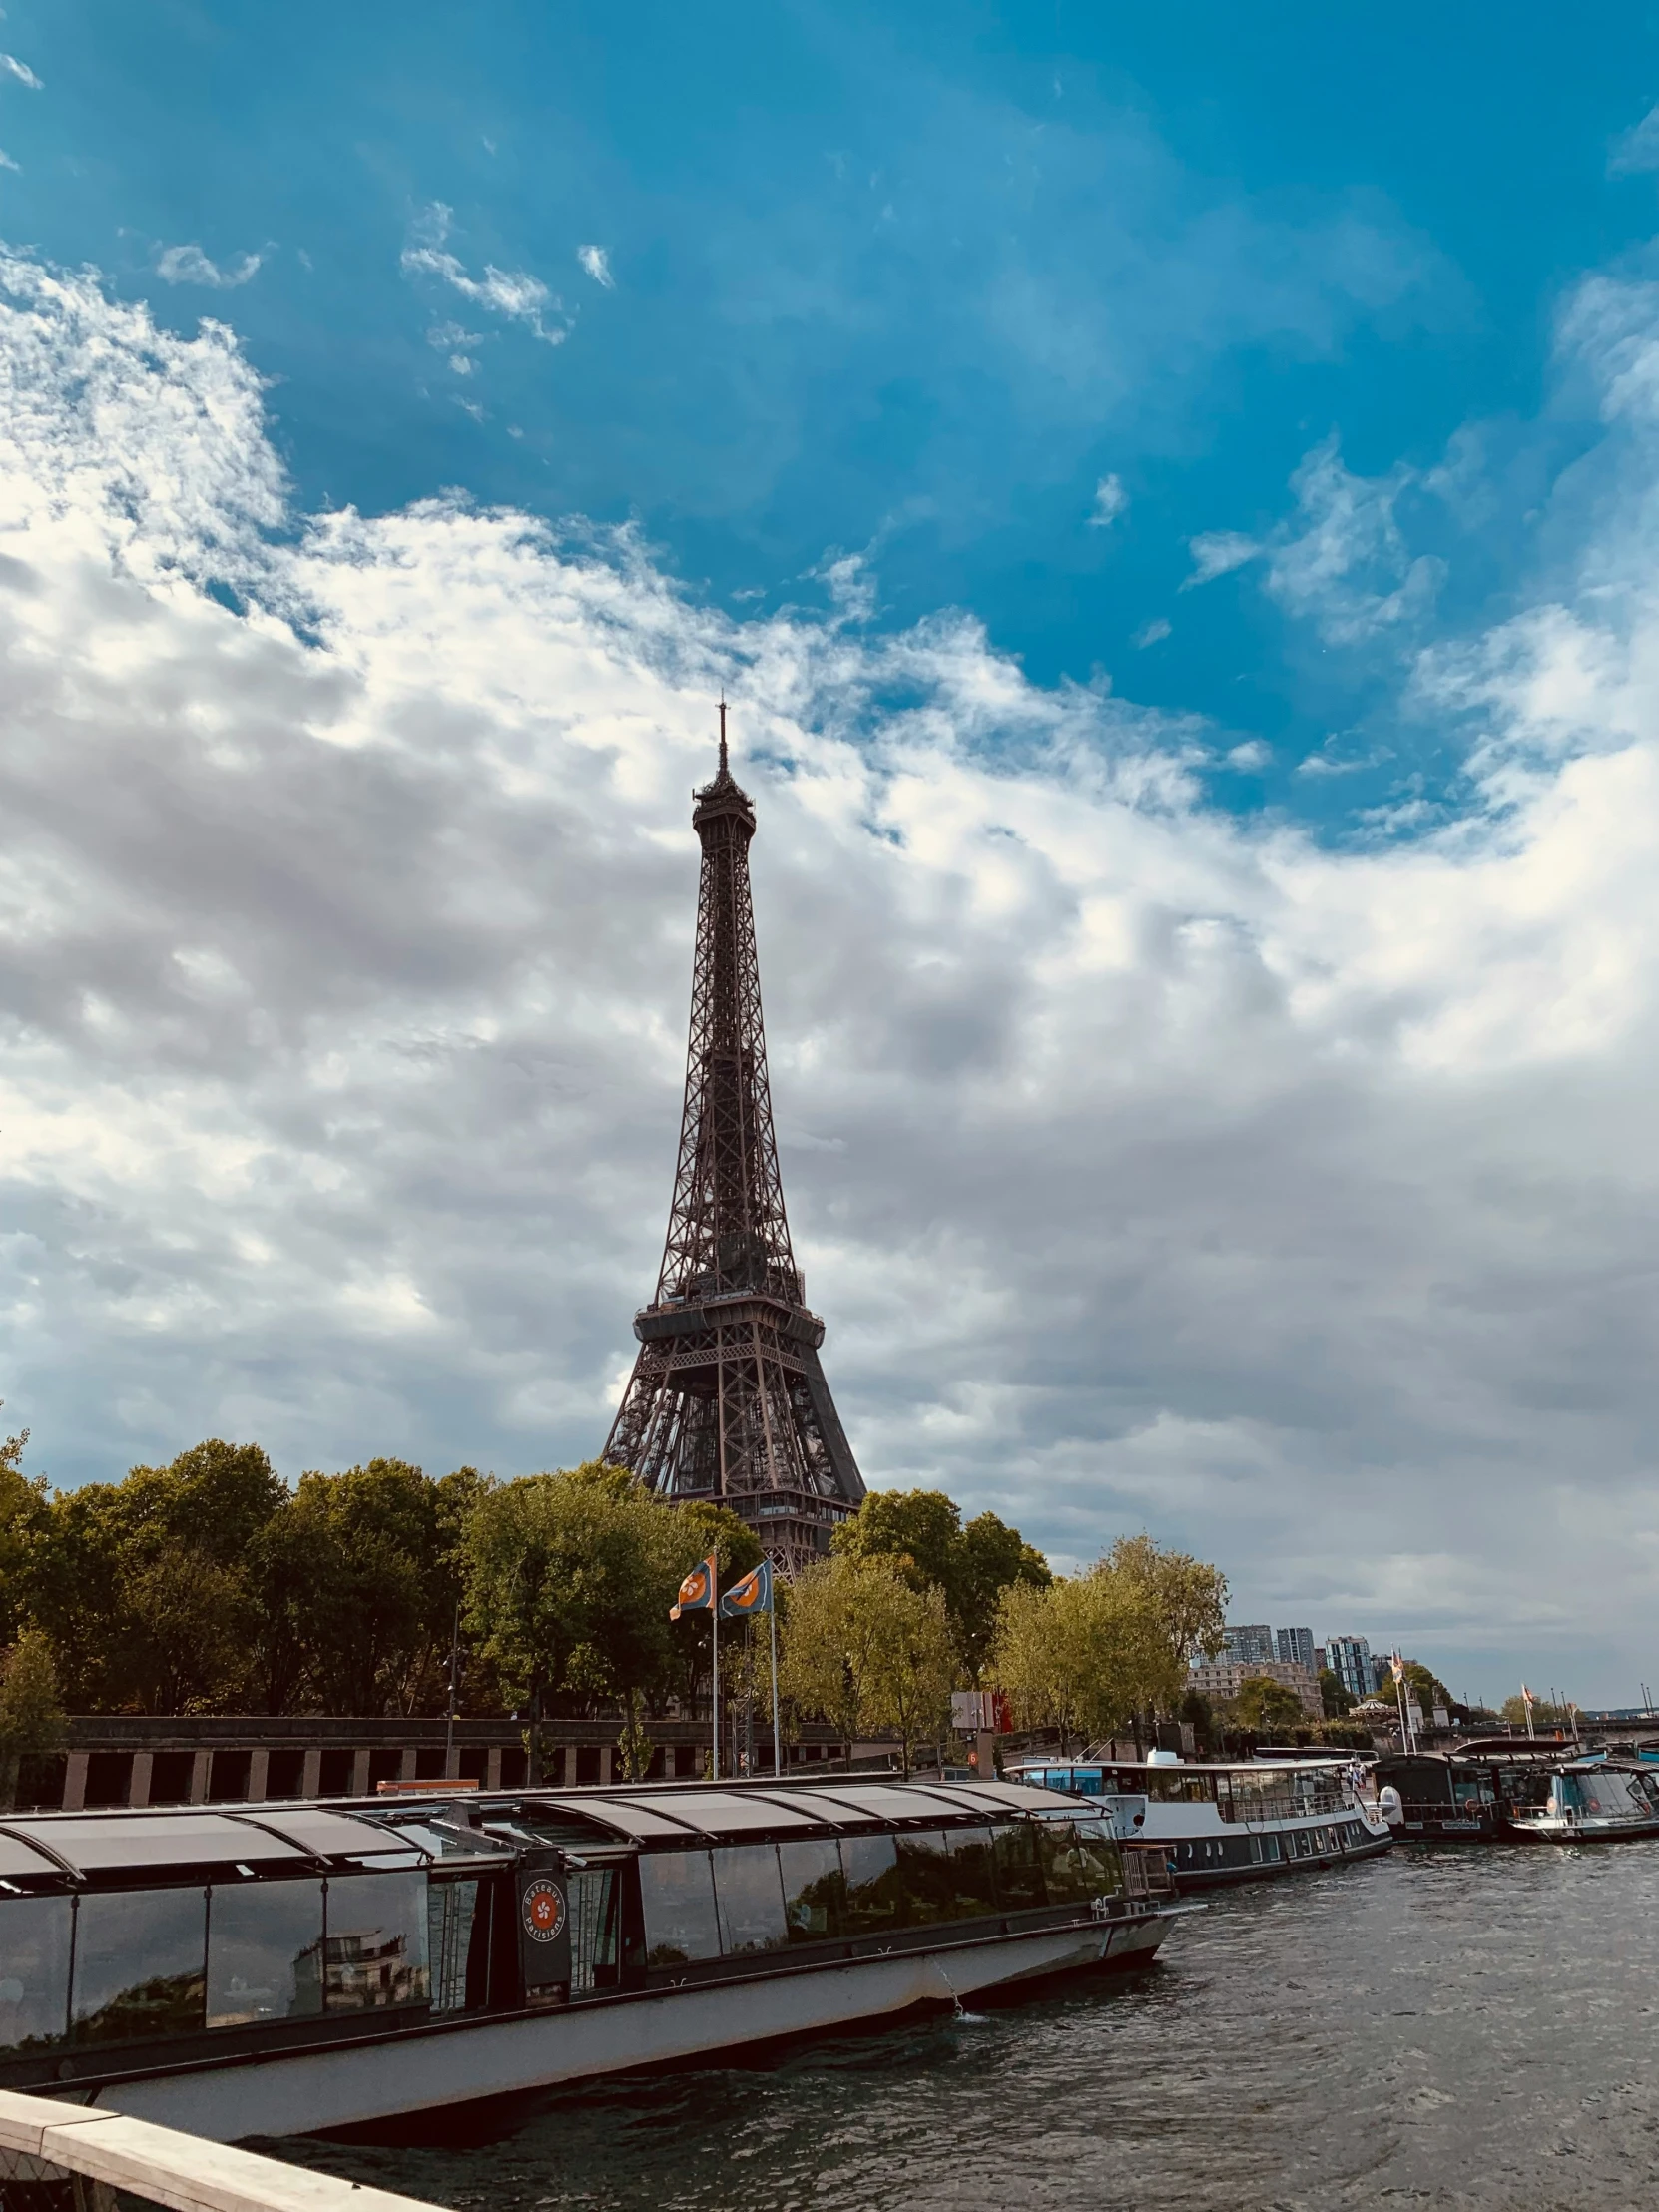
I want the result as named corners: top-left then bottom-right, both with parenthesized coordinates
top-left (603, 706), bottom-right (865, 1570)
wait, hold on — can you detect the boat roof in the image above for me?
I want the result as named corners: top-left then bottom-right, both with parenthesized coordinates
top-left (1008, 1755), bottom-right (1358, 1774)
top-left (0, 1779), bottom-right (1094, 1882)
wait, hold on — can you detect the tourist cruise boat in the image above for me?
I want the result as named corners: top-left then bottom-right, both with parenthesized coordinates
top-left (1503, 1754), bottom-right (1659, 1843)
top-left (0, 1776), bottom-right (1186, 2140)
top-left (1371, 1739), bottom-right (1576, 1841)
top-left (1005, 1753), bottom-right (1391, 1888)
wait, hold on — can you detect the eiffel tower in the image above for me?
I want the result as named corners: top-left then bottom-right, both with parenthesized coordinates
top-left (604, 708), bottom-right (865, 1571)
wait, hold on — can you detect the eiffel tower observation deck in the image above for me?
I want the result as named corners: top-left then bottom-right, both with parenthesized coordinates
top-left (604, 708), bottom-right (866, 1571)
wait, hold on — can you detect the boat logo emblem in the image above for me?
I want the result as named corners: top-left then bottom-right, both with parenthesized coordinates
top-left (522, 1879), bottom-right (566, 1942)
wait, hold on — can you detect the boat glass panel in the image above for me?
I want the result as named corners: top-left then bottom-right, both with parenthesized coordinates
top-left (950, 1782), bottom-right (1092, 1816)
top-left (546, 1797), bottom-right (706, 1841)
top-left (992, 1820), bottom-right (1047, 1908)
top-left (567, 1869), bottom-right (617, 1992)
top-left (322, 1871), bottom-right (429, 2010)
top-left (839, 1833), bottom-right (904, 1933)
top-left (71, 1888), bottom-right (207, 2043)
top-left (639, 1850), bottom-right (722, 1965)
top-left (12, 1816), bottom-right (302, 1873)
top-left (206, 1879), bottom-right (325, 2028)
top-left (1036, 1821), bottom-right (1122, 1905)
top-left (427, 1880), bottom-right (481, 2012)
top-left (811, 1786), bottom-right (958, 1825)
top-left (0, 1833), bottom-right (72, 1881)
top-left (779, 1838), bottom-right (843, 1942)
top-left (238, 1812), bottom-right (411, 1863)
top-left (895, 1828), bottom-right (999, 1924)
top-left (0, 1896), bottom-right (70, 2050)
top-left (627, 1794), bottom-right (825, 1837)
top-left (712, 1846), bottom-right (790, 1953)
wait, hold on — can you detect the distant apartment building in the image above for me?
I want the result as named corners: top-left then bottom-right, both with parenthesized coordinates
top-left (1325, 1635), bottom-right (1376, 1703)
top-left (1276, 1627), bottom-right (1316, 1674)
top-left (1222, 1623), bottom-right (1276, 1665)
top-left (1188, 1657), bottom-right (1323, 1720)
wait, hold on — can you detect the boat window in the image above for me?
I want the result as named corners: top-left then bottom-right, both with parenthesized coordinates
top-left (1259, 1834), bottom-right (1282, 1862)
top-left (428, 1878), bottom-right (486, 2012)
top-left (207, 1879), bottom-right (325, 2028)
top-left (896, 1828), bottom-right (999, 1925)
top-left (1036, 1820), bottom-right (1120, 1905)
top-left (623, 1793), bottom-right (823, 1838)
top-left (567, 1868), bottom-right (617, 1993)
top-left (712, 1846), bottom-right (789, 1955)
top-left (839, 1833), bottom-right (904, 1934)
top-left (0, 1896), bottom-right (71, 2051)
top-left (71, 1889), bottom-right (207, 2044)
top-left (992, 1821), bottom-right (1047, 1909)
top-left (639, 1850), bottom-right (722, 1966)
top-left (1145, 1774), bottom-right (1212, 1803)
top-left (779, 1839), bottom-right (843, 1943)
top-left (1293, 1830), bottom-right (1314, 1858)
top-left (322, 1872), bottom-right (429, 2010)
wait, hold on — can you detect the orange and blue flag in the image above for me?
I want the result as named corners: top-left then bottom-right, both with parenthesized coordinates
top-left (719, 1559), bottom-right (773, 1619)
top-left (670, 1554), bottom-right (718, 1621)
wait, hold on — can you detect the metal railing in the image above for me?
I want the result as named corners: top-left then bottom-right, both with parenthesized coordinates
top-left (0, 2091), bottom-right (443, 2212)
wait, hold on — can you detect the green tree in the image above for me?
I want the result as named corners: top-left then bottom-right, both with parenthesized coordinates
top-left (0, 1422), bottom-right (45, 1649)
top-left (1500, 1692), bottom-right (1570, 1729)
top-left (832, 1488), bottom-right (1049, 1681)
top-left (0, 1630), bottom-right (65, 1810)
top-left (1319, 1668), bottom-right (1355, 1718)
top-left (24, 1441), bottom-right (283, 1712)
top-left (779, 1552), bottom-right (956, 1772)
top-left (989, 1571), bottom-right (1139, 1751)
top-left (1236, 1675), bottom-right (1306, 1735)
top-left (464, 1462), bottom-right (698, 1755)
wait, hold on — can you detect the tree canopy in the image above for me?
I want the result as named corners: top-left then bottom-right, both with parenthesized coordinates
top-left (779, 1551), bottom-right (956, 1771)
top-left (831, 1487), bottom-right (1050, 1680)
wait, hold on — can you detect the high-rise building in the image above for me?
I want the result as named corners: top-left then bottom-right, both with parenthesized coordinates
top-left (1222, 1624), bottom-right (1276, 1665)
top-left (1326, 1635), bottom-right (1375, 1702)
top-left (603, 712), bottom-right (866, 1571)
top-left (1276, 1627), bottom-right (1316, 1674)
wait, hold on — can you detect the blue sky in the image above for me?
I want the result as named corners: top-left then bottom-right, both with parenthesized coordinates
top-left (6, 6), bottom-right (1659, 1695)
top-left (9, 3), bottom-right (1658, 827)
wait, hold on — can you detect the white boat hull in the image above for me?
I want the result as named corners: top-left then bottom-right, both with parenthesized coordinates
top-left (83, 1915), bottom-right (1177, 2141)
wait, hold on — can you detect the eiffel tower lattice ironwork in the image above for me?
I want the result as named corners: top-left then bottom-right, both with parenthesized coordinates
top-left (604, 708), bottom-right (865, 1570)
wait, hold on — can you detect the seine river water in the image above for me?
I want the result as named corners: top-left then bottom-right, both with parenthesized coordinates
top-left (275, 1844), bottom-right (1659, 2210)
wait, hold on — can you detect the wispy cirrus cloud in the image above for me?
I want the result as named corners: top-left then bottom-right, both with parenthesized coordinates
top-left (156, 244), bottom-right (264, 289)
top-left (0, 54), bottom-right (41, 90)
top-left (1185, 436), bottom-right (1443, 646)
top-left (1609, 104), bottom-right (1659, 177)
top-left (577, 244), bottom-right (614, 288)
top-left (1088, 472), bottom-right (1128, 526)
top-left (401, 204), bottom-right (568, 345)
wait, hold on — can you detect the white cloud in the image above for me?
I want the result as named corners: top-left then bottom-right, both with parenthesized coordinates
top-left (1089, 472), bottom-right (1127, 526)
top-left (1183, 530), bottom-right (1260, 588)
top-left (1132, 616), bottom-right (1170, 648)
top-left (400, 205), bottom-right (567, 346)
top-left (0, 151), bottom-right (16, 173)
top-left (1225, 740), bottom-right (1269, 770)
top-left (4, 247), bottom-right (1659, 1694)
top-left (0, 53), bottom-right (40, 89)
top-left (1188, 436), bottom-right (1443, 645)
top-left (1609, 105), bottom-right (1659, 176)
top-left (577, 244), bottom-right (614, 289)
top-left (156, 244), bottom-right (264, 290)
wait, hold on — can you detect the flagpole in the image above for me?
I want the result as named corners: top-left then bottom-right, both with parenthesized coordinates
top-left (769, 1591), bottom-right (782, 1779)
top-left (712, 1564), bottom-right (720, 1781)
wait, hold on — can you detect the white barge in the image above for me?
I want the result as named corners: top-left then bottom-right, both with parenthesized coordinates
top-left (0, 1777), bottom-right (1185, 2139)
top-left (1005, 1755), bottom-right (1391, 1889)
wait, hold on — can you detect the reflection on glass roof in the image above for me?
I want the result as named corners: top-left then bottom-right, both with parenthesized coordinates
top-left (243, 1810), bottom-right (420, 1862)
top-left (0, 1831), bottom-right (73, 1879)
top-left (609, 1792), bottom-right (826, 1835)
top-left (2, 1814), bottom-right (304, 1872)
top-left (538, 1796), bottom-right (700, 1840)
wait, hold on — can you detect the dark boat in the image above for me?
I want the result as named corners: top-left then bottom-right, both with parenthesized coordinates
top-left (0, 1776), bottom-right (1187, 2139)
top-left (1374, 1739), bottom-right (1586, 1841)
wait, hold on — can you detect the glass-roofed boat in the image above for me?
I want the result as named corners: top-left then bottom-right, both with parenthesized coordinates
top-left (0, 1776), bottom-right (1187, 2140)
top-left (1004, 1753), bottom-right (1391, 1889)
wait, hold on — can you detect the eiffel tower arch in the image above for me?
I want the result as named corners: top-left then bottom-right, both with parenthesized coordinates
top-left (604, 709), bottom-right (865, 1573)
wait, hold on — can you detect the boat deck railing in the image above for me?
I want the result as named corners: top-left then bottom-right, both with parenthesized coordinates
top-left (1216, 1784), bottom-right (1349, 1823)
top-left (0, 2090), bottom-right (442, 2212)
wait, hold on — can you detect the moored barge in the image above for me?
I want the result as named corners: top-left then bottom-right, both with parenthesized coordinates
top-left (0, 1777), bottom-right (1185, 2139)
top-left (1006, 1754), bottom-right (1391, 1889)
